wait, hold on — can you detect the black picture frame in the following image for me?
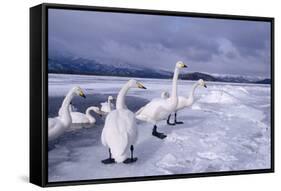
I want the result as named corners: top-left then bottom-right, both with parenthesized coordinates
top-left (30, 3), bottom-right (275, 187)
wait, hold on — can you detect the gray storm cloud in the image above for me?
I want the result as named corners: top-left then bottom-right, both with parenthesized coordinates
top-left (48, 9), bottom-right (271, 77)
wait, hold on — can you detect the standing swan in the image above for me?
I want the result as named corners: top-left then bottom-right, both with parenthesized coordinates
top-left (68, 106), bottom-right (101, 131)
top-left (136, 61), bottom-right (187, 139)
top-left (101, 79), bottom-right (146, 164)
top-left (48, 86), bottom-right (86, 141)
top-left (166, 79), bottom-right (207, 125)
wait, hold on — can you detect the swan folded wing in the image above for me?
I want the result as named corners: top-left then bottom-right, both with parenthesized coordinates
top-left (102, 110), bottom-right (130, 163)
top-left (136, 98), bottom-right (172, 120)
top-left (101, 103), bottom-right (111, 113)
top-left (70, 112), bottom-right (89, 124)
top-left (176, 96), bottom-right (193, 111)
top-left (48, 117), bottom-right (64, 141)
top-left (120, 110), bottom-right (138, 145)
top-left (135, 106), bottom-right (145, 115)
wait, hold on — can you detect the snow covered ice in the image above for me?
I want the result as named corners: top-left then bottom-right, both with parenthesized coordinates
top-left (48, 74), bottom-right (271, 182)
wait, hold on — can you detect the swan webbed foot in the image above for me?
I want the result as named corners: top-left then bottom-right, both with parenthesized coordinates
top-left (174, 113), bottom-right (184, 125)
top-left (166, 114), bottom-right (175, 125)
top-left (102, 148), bottom-right (115, 164)
top-left (101, 158), bottom-right (115, 164)
top-left (167, 122), bottom-right (176, 126)
top-left (123, 157), bottom-right (138, 164)
top-left (175, 121), bottom-right (184, 124)
top-left (152, 125), bottom-right (167, 139)
top-left (152, 132), bottom-right (167, 139)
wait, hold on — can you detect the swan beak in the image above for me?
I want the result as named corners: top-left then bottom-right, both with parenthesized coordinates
top-left (181, 63), bottom-right (187, 68)
top-left (137, 82), bottom-right (147, 89)
top-left (79, 92), bottom-right (86, 98)
top-left (204, 84), bottom-right (207, 88)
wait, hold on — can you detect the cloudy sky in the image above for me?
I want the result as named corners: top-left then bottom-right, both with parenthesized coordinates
top-left (48, 8), bottom-right (271, 77)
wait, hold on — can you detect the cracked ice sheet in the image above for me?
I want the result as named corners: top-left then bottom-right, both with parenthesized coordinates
top-left (48, 74), bottom-right (271, 182)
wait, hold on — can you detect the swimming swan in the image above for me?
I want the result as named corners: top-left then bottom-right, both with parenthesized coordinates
top-left (136, 61), bottom-right (187, 139)
top-left (100, 95), bottom-right (115, 114)
top-left (48, 87), bottom-right (86, 141)
top-left (165, 79), bottom-right (207, 125)
top-left (68, 106), bottom-right (101, 131)
top-left (101, 79), bottom-right (146, 164)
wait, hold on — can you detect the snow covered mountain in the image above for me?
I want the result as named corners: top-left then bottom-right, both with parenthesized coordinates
top-left (181, 72), bottom-right (271, 84)
top-left (48, 56), bottom-right (172, 79)
top-left (48, 56), bottom-right (270, 84)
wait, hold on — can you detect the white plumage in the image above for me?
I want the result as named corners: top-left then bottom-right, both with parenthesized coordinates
top-left (101, 109), bottom-right (137, 162)
top-left (48, 86), bottom-right (86, 141)
top-left (100, 95), bottom-right (115, 114)
top-left (68, 106), bottom-right (100, 131)
top-left (101, 79), bottom-right (146, 163)
top-left (163, 79), bottom-right (207, 124)
top-left (136, 61), bottom-right (187, 139)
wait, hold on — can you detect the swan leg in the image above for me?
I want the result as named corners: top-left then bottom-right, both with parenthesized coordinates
top-left (175, 112), bottom-right (184, 124)
top-left (101, 148), bottom-right (115, 164)
top-left (124, 145), bottom-right (138, 164)
top-left (167, 114), bottom-right (176, 126)
top-left (152, 125), bottom-right (167, 139)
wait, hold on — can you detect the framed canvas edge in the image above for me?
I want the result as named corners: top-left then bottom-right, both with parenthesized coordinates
top-left (30, 3), bottom-right (275, 187)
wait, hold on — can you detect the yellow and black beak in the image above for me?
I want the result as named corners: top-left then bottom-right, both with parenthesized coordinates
top-left (79, 91), bottom-right (86, 98)
top-left (180, 63), bottom-right (187, 68)
top-left (137, 82), bottom-right (147, 89)
top-left (204, 84), bottom-right (207, 88)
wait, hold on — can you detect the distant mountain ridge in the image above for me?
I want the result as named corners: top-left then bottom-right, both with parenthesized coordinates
top-left (48, 56), bottom-right (270, 84)
top-left (48, 56), bottom-right (171, 79)
top-left (181, 72), bottom-right (271, 84)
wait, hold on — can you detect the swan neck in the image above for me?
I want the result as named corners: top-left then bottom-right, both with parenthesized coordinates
top-left (62, 90), bottom-right (74, 109)
top-left (188, 82), bottom-right (199, 102)
top-left (59, 90), bottom-right (74, 126)
top-left (108, 98), bottom-right (112, 110)
top-left (171, 67), bottom-right (179, 98)
top-left (116, 82), bottom-right (130, 110)
top-left (86, 108), bottom-right (95, 122)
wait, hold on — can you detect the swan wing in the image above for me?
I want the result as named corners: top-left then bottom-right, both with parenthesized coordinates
top-left (136, 98), bottom-right (171, 121)
top-left (135, 105), bottom-right (145, 115)
top-left (176, 96), bottom-right (192, 111)
top-left (70, 112), bottom-right (89, 124)
top-left (102, 110), bottom-right (136, 162)
top-left (101, 102), bottom-right (111, 113)
top-left (48, 117), bottom-right (65, 141)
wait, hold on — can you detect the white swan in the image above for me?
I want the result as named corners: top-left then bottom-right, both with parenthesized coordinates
top-left (101, 79), bottom-right (146, 164)
top-left (136, 61), bottom-right (187, 139)
top-left (161, 91), bottom-right (170, 99)
top-left (48, 86), bottom-right (86, 141)
top-left (68, 106), bottom-right (101, 131)
top-left (165, 79), bottom-right (207, 125)
top-left (100, 96), bottom-right (115, 114)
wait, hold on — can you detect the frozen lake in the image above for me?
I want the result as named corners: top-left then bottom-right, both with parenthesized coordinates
top-left (48, 74), bottom-right (271, 182)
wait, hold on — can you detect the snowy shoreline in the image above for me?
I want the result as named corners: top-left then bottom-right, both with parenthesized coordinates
top-left (48, 74), bottom-right (271, 182)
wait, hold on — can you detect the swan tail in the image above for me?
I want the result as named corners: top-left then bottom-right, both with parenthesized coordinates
top-left (135, 106), bottom-right (145, 116)
top-left (113, 154), bottom-right (127, 163)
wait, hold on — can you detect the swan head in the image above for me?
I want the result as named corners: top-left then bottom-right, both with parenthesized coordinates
top-left (198, 79), bottom-right (207, 88)
top-left (72, 86), bottom-right (86, 98)
top-left (92, 107), bottom-right (103, 117)
top-left (108, 96), bottom-right (114, 101)
top-left (176, 61), bottom-right (187, 69)
top-left (161, 91), bottom-right (170, 99)
top-left (128, 79), bottom-right (147, 89)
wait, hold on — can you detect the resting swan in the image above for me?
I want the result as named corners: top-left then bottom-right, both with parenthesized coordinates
top-left (101, 79), bottom-right (146, 164)
top-left (164, 79), bottom-right (207, 125)
top-left (48, 86), bottom-right (86, 141)
top-left (68, 106), bottom-right (101, 131)
top-left (136, 61), bottom-right (187, 139)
